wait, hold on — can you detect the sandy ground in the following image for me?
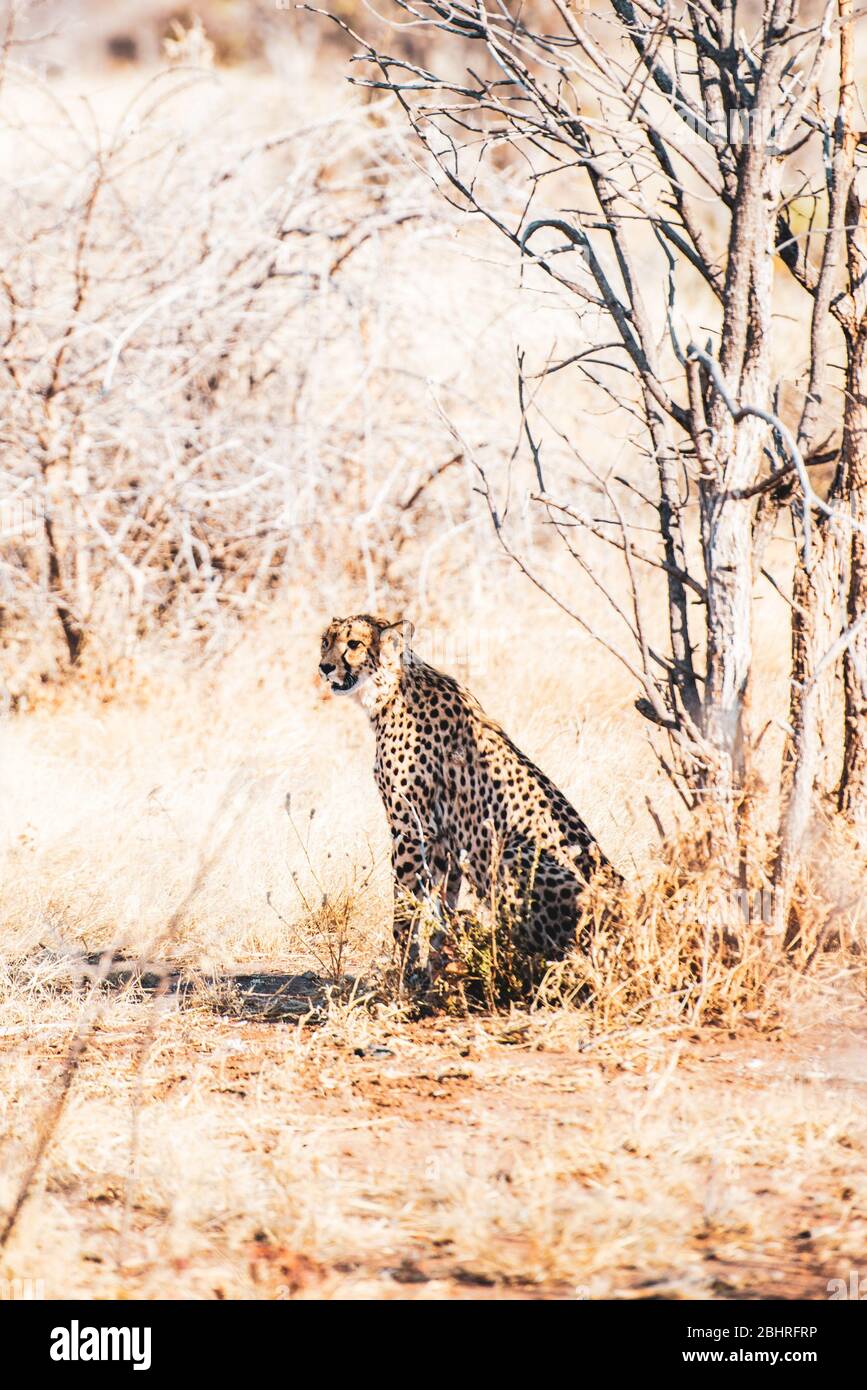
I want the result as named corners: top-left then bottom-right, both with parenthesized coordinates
top-left (2, 966), bottom-right (864, 1302)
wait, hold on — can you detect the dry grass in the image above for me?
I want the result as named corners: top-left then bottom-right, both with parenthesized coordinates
top-left (1, 592), bottom-right (865, 1298)
top-left (1, 959), bottom-right (865, 1299)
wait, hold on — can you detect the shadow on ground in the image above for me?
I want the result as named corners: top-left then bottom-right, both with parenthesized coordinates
top-left (84, 954), bottom-right (336, 1021)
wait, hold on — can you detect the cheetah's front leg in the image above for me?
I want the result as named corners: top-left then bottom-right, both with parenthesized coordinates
top-left (390, 831), bottom-right (460, 977)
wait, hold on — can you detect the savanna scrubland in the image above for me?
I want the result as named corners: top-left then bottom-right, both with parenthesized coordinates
top-left (0, 1), bottom-right (865, 1299)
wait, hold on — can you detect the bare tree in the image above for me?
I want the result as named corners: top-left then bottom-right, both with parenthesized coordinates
top-left (0, 32), bottom-right (455, 693)
top-left (323, 0), bottom-right (867, 928)
top-left (835, 0), bottom-right (867, 831)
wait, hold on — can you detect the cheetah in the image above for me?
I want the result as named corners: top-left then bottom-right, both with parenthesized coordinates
top-left (318, 613), bottom-right (615, 963)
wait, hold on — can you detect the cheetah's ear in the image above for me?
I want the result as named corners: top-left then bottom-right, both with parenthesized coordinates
top-left (379, 618), bottom-right (414, 668)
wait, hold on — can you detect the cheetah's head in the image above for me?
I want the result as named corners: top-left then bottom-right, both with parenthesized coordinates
top-left (318, 614), bottom-right (413, 698)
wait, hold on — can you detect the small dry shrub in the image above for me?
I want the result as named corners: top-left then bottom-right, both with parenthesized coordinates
top-left (392, 816), bottom-right (867, 1027)
top-left (425, 906), bottom-right (552, 1014)
top-left (540, 819), bottom-right (867, 1031)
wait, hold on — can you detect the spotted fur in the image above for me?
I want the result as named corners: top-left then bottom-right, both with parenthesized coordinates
top-left (319, 613), bottom-right (614, 960)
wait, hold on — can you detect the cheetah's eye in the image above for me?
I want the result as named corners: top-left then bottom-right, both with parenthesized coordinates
top-left (347, 640), bottom-right (362, 651)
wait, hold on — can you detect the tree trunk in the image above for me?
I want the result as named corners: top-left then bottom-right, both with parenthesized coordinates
top-left (839, 320), bottom-right (867, 831)
top-left (774, 509), bottom-right (847, 938)
top-left (775, 0), bottom-right (859, 924)
top-left (701, 134), bottom-right (781, 859)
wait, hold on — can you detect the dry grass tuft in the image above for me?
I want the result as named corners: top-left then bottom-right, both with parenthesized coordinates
top-left (537, 821), bottom-right (867, 1034)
